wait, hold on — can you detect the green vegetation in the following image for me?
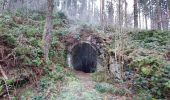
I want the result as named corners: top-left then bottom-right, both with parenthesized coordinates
top-left (0, 11), bottom-right (69, 98)
top-left (0, 11), bottom-right (170, 99)
top-left (94, 83), bottom-right (128, 96)
top-left (126, 30), bottom-right (170, 99)
top-left (129, 30), bottom-right (170, 51)
top-left (95, 82), bottom-right (116, 93)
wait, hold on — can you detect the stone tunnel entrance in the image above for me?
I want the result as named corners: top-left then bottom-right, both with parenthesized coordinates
top-left (71, 42), bottom-right (97, 73)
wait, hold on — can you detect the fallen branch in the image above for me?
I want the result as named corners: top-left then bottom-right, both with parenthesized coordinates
top-left (0, 65), bottom-right (8, 80)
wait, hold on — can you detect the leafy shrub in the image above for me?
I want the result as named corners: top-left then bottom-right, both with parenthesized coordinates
top-left (131, 56), bottom-right (170, 99)
top-left (129, 56), bottom-right (164, 76)
top-left (130, 30), bottom-right (170, 51)
top-left (0, 33), bottom-right (17, 48)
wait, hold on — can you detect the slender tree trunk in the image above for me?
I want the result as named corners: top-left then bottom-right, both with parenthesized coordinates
top-left (134, 0), bottom-right (138, 28)
top-left (156, 0), bottom-right (161, 30)
top-left (92, 0), bottom-right (94, 20)
top-left (168, 0), bottom-right (170, 15)
top-left (149, 0), bottom-right (153, 29)
top-left (118, 0), bottom-right (121, 27)
top-left (125, 0), bottom-right (127, 27)
top-left (7, 0), bottom-right (13, 12)
top-left (100, 0), bottom-right (102, 25)
top-left (42, 0), bottom-right (54, 61)
top-left (138, 4), bottom-right (141, 29)
top-left (145, 15), bottom-right (148, 29)
top-left (108, 0), bottom-right (113, 25)
top-left (88, 0), bottom-right (91, 22)
top-left (100, 0), bottom-right (104, 28)
top-left (167, 1), bottom-right (170, 30)
top-left (150, 0), bottom-right (156, 29)
top-left (2, 0), bottom-right (7, 10)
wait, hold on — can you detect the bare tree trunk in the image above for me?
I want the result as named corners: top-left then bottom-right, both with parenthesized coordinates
top-left (156, 0), bottom-right (161, 30)
top-left (161, 1), bottom-right (169, 30)
top-left (150, 0), bottom-right (154, 29)
top-left (125, 0), bottom-right (127, 27)
top-left (134, 0), bottom-right (138, 28)
top-left (88, 0), bottom-right (91, 22)
top-left (92, 0), bottom-right (94, 19)
top-left (108, 0), bottom-right (113, 25)
top-left (168, 0), bottom-right (170, 16)
top-left (100, 0), bottom-right (102, 25)
top-left (118, 0), bottom-right (121, 27)
top-left (100, 0), bottom-right (104, 28)
top-left (2, 0), bottom-right (7, 10)
top-left (138, 4), bottom-right (141, 29)
top-left (42, 0), bottom-right (54, 61)
top-left (167, 1), bottom-right (170, 30)
top-left (7, 0), bottom-right (13, 12)
top-left (145, 15), bottom-right (148, 29)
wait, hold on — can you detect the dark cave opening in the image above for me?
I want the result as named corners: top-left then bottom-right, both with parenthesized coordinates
top-left (71, 42), bottom-right (97, 73)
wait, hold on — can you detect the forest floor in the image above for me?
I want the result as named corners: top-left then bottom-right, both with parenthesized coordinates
top-left (56, 70), bottom-right (131, 100)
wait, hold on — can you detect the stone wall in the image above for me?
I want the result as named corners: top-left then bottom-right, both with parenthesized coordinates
top-left (59, 26), bottom-right (123, 81)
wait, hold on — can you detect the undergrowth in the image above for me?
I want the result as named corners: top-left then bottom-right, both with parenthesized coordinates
top-left (129, 30), bottom-right (170, 52)
top-left (0, 11), bottom-right (69, 98)
top-left (126, 30), bottom-right (170, 99)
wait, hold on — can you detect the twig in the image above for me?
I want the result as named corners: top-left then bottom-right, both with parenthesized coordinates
top-left (0, 65), bottom-right (11, 100)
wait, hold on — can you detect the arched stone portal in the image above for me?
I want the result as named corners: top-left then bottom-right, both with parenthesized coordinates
top-left (71, 42), bottom-right (97, 73)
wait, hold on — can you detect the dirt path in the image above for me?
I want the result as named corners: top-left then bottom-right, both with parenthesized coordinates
top-left (57, 71), bottom-right (102, 100)
top-left (57, 70), bottom-right (129, 100)
top-left (74, 71), bottom-right (96, 90)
